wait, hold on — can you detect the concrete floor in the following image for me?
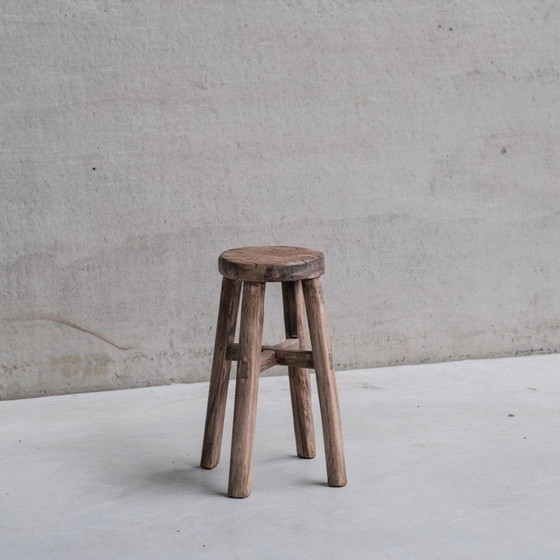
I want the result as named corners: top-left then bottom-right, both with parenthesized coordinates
top-left (2, 354), bottom-right (560, 559)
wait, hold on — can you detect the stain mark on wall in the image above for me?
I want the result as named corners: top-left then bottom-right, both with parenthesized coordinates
top-left (50, 354), bottom-right (111, 378)
top-left (9, 315), bottom-right (134, 351)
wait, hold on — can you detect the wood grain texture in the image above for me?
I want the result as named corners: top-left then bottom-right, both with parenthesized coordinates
top-left (219, 246), bottom-right (324, 283)
top-left (200, 278), bottom-right (241, 469)
top-left (228, 282), bottom-right (266, 498)
top-left (282, 281), bottom-right (316, 459)
top-left (226, 339), bottom-right (314, 371)
top-left (302, 277), bottom-right (347, 487)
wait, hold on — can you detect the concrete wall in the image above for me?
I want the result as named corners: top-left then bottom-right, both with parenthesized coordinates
top-left (2, 1), bottom-right (560, 399)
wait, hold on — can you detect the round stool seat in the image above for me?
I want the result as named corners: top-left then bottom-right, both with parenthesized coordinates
top-left (218, 246), bottom-right (324, 282)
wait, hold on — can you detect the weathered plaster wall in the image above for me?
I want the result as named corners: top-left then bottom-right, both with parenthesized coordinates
top-left (2, 1), bottom-right (560, 399)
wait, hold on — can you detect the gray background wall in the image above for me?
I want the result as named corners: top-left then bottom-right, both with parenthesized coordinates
top-left (2, 1), bottom-right (560, 399)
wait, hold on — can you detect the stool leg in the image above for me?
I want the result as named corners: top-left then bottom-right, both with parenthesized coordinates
top-left (302, 277), bottom-right (347, 487)
top-left (201, 278), bottom-right (241, 469)
top-left (282, 281), bottom-right (316, 459)
top-left (228, 282), bottom-right (266, 498)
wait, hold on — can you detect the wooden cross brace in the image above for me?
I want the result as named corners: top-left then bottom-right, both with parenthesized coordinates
top-left (226, 338), bottom-right (314, 373)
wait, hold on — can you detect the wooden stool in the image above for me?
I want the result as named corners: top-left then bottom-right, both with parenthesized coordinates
top-left (200, 246), bottom-right (347, 498)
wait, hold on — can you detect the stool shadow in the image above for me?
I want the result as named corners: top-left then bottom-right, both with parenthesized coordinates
top-left (147, 464), bottom-right (228, 497)
top-left (147, 454), bottom-right (332, 496)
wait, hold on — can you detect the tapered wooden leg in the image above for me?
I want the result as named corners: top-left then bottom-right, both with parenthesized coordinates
top-left (228, 282), bottom-right (266, 498)
top-left (282, 281), bottom-right (316, 459)
top-left (201, 278), bottom-right (241, 469)
top-left (302, 277), bottom-right (347, 487)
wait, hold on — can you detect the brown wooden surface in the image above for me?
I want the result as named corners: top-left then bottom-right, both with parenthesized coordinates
top-left (282, 281), bottom-right (316, 459)
top-left (200, 278), bottom-right (241, 469)
top-left (219, 246), bottom-right (324, 283)
top-left (302, 277), bottom-right (347, 487)
top-left (226, 339), bottom-right (314, 371)
top-left (228, 282), bottom-right (266, 498)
